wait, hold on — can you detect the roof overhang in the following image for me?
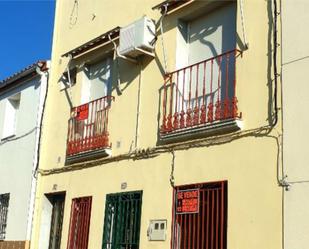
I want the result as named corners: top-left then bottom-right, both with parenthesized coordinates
top-left (62, 26), bottom-right (121, 59)
top-left (0, 61), bottom-right (48, 93)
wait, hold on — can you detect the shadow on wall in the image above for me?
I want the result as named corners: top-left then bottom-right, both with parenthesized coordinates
top-left (155, 0), bottom-right (278, 141)
top-left (155, 2), bottom-right (239, 143)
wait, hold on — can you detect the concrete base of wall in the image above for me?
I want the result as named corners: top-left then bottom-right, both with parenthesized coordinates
top-left (0, 241), bottom-right (30, 249)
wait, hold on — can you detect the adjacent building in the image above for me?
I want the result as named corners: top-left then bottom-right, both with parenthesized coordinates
top-left (0, 61), bottom-right (49, 249)
top-left (30, 1), bottom-right (285, 249)
top-left (281, 1), bottom-right (309, 248)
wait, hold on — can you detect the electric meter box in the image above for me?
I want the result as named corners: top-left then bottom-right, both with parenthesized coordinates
top-left (147, 219), bottom-right (167, 241)
top-left (119, 16), bottom-right (156, 58)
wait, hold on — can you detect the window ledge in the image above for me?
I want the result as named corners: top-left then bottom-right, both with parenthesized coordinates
top-left (65, 147), bottom-right (111, 165)
top-left (159, 118), bottom-right (243, 143)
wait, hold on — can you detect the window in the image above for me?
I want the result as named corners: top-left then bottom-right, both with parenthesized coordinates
top-left (63, 68), bottom-right (77, 86)
top-left (177, 3), bottom-right (236, 114)
top-left (102, 191), bottom-right (142, 249)
top-left (178, 3), bottom-right (236, 67)
top-left (0, 193), bottom-right (10, 240)
top-left (66, 57), bottom-right (114, 158)
top-left (48, 193), bottom-right (65, 249)
top-left (2, 93), bottom-right (21, 139)
top-left (171, 181), bottom-right (227, 249)
top-left (161, 3), bottom-right (241, 134)
top-left (67, 196), bottom-right (92, 249)
top-left (81, 57), bottom-right (112, 104)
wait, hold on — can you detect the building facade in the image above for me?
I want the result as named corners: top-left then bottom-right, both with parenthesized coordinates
top-left (31, 1), bottom-right (284, 249)
top-left (281, 1), bottom-right (309, 248)
top-left (0, 61), bottom-right (48, 249)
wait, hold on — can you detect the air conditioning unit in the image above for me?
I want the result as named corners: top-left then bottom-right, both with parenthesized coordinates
top-left (119, 16), bottom-right (156, 58)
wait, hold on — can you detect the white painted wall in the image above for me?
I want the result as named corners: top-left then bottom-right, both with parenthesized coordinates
top-left (281, 1), bottom-right (309, 248)
top-left (0, 75), bottom-right (43, 240)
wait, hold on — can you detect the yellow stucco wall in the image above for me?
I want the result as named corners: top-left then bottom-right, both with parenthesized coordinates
top-left (31, 1), bottom-right (283, 249)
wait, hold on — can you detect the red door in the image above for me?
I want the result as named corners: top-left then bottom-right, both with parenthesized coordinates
top-left (67, 196), bottom-right (92, 249)
top-left (171, 181), bottom-right (227, 249)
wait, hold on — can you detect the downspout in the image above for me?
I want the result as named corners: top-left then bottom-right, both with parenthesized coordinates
top-left (272, 1), bottom-right (287, 249)
top-left (26, 61), bottom-right (49, 242)
top-left (272, 0), bottom-right (287, 188)
top-left (273, 0), bottom-right (279, 127)
top-left (274, 1), bottom-right (286, 249)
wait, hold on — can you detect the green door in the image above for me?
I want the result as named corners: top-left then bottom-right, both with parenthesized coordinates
top-left (102, 191), bottom-right (142, 249)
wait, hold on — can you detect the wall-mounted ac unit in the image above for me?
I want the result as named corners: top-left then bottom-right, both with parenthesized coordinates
top-left (119, 16), bottom-right (156, 58)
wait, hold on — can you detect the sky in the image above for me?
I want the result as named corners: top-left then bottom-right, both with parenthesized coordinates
top-left (0, 0), bottom-right (55, 80)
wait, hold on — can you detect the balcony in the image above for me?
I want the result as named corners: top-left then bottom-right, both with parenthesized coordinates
top-left (66, 96), bottom-right (114, 162)
top-left (160, 49), bottom-right (242, 141)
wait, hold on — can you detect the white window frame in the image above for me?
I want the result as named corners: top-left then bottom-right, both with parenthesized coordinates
top-left (81, 57), bottom-right (112, 105)
top-left (2, 93), bottom-right (21, 139)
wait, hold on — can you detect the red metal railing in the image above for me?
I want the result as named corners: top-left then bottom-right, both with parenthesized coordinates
top-left (66, 96), bottom-right (114, 156)
top-left (161, 49), bottom-right (242, 134)
top-left (171, 181), bottom-right (227, 249)
top-left (67, 196), bottom-right (92, 249)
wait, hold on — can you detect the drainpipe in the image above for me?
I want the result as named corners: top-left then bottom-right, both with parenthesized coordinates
top-left (273, 0), bottom-right (279, 127)
top-left (26, 61), bottom-right (49, 243)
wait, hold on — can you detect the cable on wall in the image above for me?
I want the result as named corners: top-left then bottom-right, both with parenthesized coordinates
top-left (159, 4), bottom-right (169, 74)
top-left (39, 124), bottom-right (278, 175)
top-left (108, 34), bottom-right (123, 95)
top-left (272, 0), bottom-right (279, 127)
top-left (170, 150), bottom-right (175, 187)
top-left (66, 54), bottom-right (75, 107)
top-left (134, 60), bottom-right (143, 150)
top-left (0, 127), bottom-right (37, 146)
top-left (69, 0), bottom-right (79, 28)
top-left (169, 149), bottom-right (177, 249)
